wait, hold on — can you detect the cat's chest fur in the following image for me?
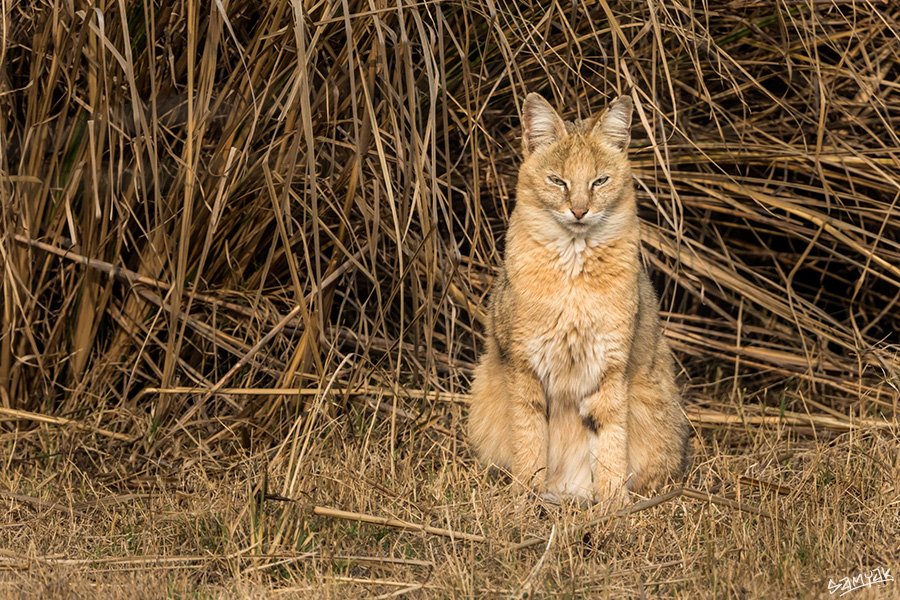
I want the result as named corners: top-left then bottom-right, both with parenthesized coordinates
top-left (515, 238), bottom-right (635, 402)
top-left (526, 311), bottom-right (613, 402)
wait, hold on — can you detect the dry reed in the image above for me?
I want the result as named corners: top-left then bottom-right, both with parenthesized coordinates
top-left (1, 1), bottom-right (899, 597)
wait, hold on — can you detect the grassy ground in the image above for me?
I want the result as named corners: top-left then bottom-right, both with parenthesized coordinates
top-left (2, 0), bottom-right (899, 597)
top-left (2, 401), bottom-right (898, 598)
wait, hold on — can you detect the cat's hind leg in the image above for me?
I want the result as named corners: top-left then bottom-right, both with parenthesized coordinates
top-left (468, 352), bottom-right (514, 471)
top-left (626, 357), bottom-right (690, 494)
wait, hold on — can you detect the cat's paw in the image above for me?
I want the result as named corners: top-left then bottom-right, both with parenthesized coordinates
top-left (538, 488), bottom-right (593, 510)
top-left (537, 491), bottom-right (562, 506)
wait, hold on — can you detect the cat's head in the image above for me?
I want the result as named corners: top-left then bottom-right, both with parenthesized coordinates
top-left (516, 93), bottom-right (635, 239)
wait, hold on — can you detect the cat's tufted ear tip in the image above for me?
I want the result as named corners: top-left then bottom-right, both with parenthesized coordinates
top-left (592, 95), bottom-right (633, 152)
top-left (522, 93), bottom-right (566, 155)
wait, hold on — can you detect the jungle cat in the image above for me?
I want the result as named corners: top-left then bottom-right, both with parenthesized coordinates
top-left (468, 93), bottom-right (689, 506)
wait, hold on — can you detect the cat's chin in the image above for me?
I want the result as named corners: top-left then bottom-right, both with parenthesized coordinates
top-left (557, 218), bottom-right (602, 238)
top-left (565, 221), bottom-right (589, 231)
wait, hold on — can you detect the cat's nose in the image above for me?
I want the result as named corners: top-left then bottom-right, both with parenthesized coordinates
top-left (571, 208), bottom-right (587, 220)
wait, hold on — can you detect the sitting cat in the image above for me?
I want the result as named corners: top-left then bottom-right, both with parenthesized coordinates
top-left (468, 93), bottom-right (690, 505)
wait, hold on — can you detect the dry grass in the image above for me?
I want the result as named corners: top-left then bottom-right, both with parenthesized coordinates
top-left (1, 0), bottom-right (899, 597)
top-left (2, 418), bottom-right (899, 598)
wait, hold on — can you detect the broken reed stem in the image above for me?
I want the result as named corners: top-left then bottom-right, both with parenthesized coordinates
top-left (11, 233), bottom-right (362, 328)
top-left (0, 491), bottom-right (89, 518)
top-left (136, 386), bottom-right (473, 404)
top-left (135, 388), bottom-right (895, 432)
top-left (327, 577), bottom-right (436, 590)
top-left (0, 550), bottom-right (432, 575)
top-left (679, 488), bottom-right (774, 518)
top-left (509, 486), bottom-right (772, 552)
top-left (513, 524), bottom-right (557, 599)
top-left (509, 489), bottom-right (681, 552)
top-left (0, 407), bottom-right (134, 442)
top-left (312, 506), bottom-right (491, 545)
top-left (687, 407), bottom-right (893, 431)
top-left (0, 552), bottom-right (323, 572)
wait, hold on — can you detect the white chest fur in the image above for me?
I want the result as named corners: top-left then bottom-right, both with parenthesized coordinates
top-left (521, 235), bottom-right (628, 402)
top-left (526, 304), bottom-right (618, 403)
top-left (549, 235), bottom-right (589, 277)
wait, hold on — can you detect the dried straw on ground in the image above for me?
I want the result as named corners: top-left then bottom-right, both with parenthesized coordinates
top-left (1, 1), bottom-right (898, 598)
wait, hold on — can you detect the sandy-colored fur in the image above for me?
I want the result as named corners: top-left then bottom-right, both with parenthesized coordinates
top-left (468, 93), bottom-right (689, 505)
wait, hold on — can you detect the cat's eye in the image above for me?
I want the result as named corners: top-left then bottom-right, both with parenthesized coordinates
top-left (547, 175), bottom-right (567, 188)
top-left (592, 176), bottom-right (611, 189)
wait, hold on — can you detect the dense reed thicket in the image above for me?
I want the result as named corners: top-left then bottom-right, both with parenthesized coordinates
top-left (3, 3), bottom-right (900, 598)
top-left (2, 0), bottom-right (898, 448)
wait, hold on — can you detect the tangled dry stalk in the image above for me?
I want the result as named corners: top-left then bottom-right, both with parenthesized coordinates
top-left (1, 1), bottom-right (899, 597)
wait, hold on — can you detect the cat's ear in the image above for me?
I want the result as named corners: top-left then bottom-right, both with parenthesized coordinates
top-left (522, 93), bottom-right (566, 155)
top-left (591, 96), bottom-right (633, 151)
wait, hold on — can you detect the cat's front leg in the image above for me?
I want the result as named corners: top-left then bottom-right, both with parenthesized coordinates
top-left (509, 367), bottom-right (549, 492)
top-left (581, 369), bottom-right (630, 508)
